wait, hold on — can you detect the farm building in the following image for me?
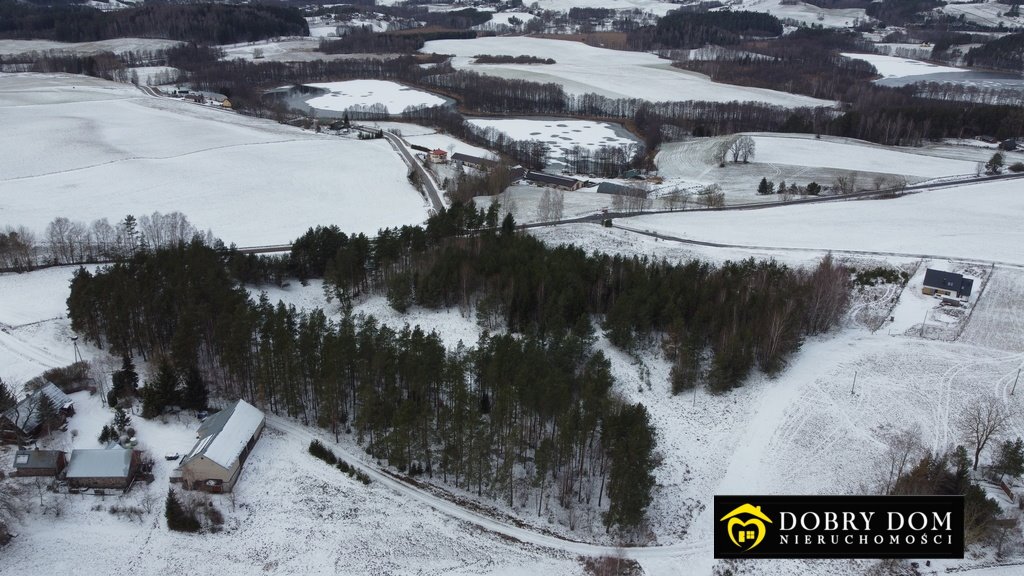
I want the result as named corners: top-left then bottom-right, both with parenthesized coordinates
top-left (525, 171), bottom-right (585, 191)
top-left (922, 269), bottom-right (974, 299)
top-left (173, 399), bottom-right (265, 493)
top-left (12, 449), bottom-right (67, 477)
top-left (429, 149), bottom-right (448, 163)
top-left (0, 382), bottom-right (75, 444)
top-left (451, 152), bottom-right (498, 170)
top-left (65, 448), bottom-right (140, 490)
top-left (596, 181), bottom-right (645, 198)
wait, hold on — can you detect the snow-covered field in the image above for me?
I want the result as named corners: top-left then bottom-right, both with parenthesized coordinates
top-left (941, 1), bottom-right (1024, 29)
top-left (0, 73), bottom-right (429, 246)
top-left (0, 38), bottom-right (181, 58)
top-left (739, 0), bottom-right (867, 28)
top-left (655, 133), bottom-right (1012, 203)
top-left (751, 134), bottom-right (979, 176)
top-left (841, 52), bottom-right (969, 80)
top-left (467, 118), bottom-right (639, 164)
top-left (304, 80), bottom-right (447, 114)
top-left (422, 37), bottom-right (833, 107)
top-left (624, 178), bottom-right (1024, 265)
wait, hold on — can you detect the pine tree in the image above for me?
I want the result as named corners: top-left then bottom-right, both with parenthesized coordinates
top-left (994, 437), bottom-right (1024, 480)
top-left (603, 403), bottom-right (656, 531)
top-left (35, 393), bottom-right (58, 436)
top-left (110, 354), bottom-right (139, 403)
top-left (165, 489), bottom-right (200, 532)
top-left (181, 365), bottom-right (208, 411)
top-left (143, 360), bottom-right (179, 418)
top-left (757, 177), bottom-right (772, 195)
top-left (113, 407), bottom-right (131, 433)
top-left (0, 378), bottom-right (15, 414)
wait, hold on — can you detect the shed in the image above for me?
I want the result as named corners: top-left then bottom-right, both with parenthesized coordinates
top-left (922, 269), bottom-right (974, 299)
top-left (596, 181), bottom-right (645, 197)
top-left (451, 152), bottom-right (498, 170)
top-left (1, 382), bottom-right (75, 443)
top-left (13, 449), bottom-right (67, 477)
top-left (525, 171), bottom-right (584, 190)
top-left (175, 399), bottom-right (265, 493)
top-left (65, 448), bottom-right (139, 490)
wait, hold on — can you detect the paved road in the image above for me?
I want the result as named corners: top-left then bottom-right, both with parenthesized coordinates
top-left (352, 124), bottom-right (446, 214)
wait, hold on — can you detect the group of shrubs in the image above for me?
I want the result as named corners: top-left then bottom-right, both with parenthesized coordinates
top-left (309, 440), bottom-right (372, 485)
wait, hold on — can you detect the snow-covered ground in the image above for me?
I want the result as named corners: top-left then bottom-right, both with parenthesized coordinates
top-left (738, 0), bottom-right (867, 28)
top-left (0, 73), bottom-right (429, 246)
top-left (127, 66), bottom-right (180, 86)
top-left (467, 118), bottom-right (639, 164)
top-left (0, 38), bottom-right (181, 58)
top-left (655, 133), bottom-right (1015, 203)
top-left (624, 178), bottom-right (1024, 266)
top-left (841, 52), bottom-right (969, 80)
top-left (305, 80), bottom-right (448, 114)
top-left (751, 134), bottom-right (979, 176)
top-left (940, 1), bottom-right (1024, 30)
top-left (422, 37), bottom-right (834, 107)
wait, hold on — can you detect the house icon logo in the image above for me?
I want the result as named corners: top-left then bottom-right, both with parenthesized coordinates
top-left (719, 503), bottom-right (773, 551)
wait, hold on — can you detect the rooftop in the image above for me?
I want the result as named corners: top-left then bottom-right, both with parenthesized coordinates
top-left (66, 448), bottom-right (134, 479)
top-left (181, 399), bottom-right (265, 470)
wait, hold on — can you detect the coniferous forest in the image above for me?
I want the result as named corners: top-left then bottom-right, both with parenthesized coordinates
top-left (65, 206), bottom-right (850, 532)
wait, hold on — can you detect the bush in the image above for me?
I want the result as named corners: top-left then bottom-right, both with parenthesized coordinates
top-left (308, 440), bottom-right (337, 465)
top-left (165, 489), bottom-right (200, 533)
top-left (1008, 162), bottom-right (1024, 173)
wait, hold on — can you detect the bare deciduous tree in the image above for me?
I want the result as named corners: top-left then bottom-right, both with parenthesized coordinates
top-left (878, 427), bottom-right (924, 495)
top-left (959, 395), bottom-right (1013, 471)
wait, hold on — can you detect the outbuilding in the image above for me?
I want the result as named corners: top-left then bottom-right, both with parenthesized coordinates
top-left (174, 399), bottom-right (265, 493)
top-left (65, 448), bottom-right (140, 490)
top-left (13, 449), bottom-right (67, 477)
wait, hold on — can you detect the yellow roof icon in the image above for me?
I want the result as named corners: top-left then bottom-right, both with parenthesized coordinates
top-left (720, 503), bottom-right (772, 523)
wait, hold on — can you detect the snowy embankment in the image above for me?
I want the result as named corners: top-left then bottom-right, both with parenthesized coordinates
top-left (0, 73), bottom-right (429, 246)
top-left (422, 37), bottom-right (834, 108)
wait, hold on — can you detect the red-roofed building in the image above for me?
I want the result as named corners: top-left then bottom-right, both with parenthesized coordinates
top-left (429, 149), bottom-right (448, 163)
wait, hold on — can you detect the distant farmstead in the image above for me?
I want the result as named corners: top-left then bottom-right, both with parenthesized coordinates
top-left (173, 400), bottom-right (265, 493)
top-left (922, 269), bottom-right (974, 299)
top-left (429, 149), bottom-right (448, 163)
top-left (65, 448), bottom-right (140, 490)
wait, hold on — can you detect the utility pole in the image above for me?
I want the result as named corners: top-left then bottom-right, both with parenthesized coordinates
top-left (1012, 368), bottom-right (1021, 396)
top-left (851, 371), bottom-right (858, 395)
top-left (920, 310), bottom-right (928, 337)
top-left (71, 335), bottom-right (82, 363)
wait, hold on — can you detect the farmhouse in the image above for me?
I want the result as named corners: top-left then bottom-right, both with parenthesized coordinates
top-left (13, 449), bottom-right (66, 477)
top-left (429, 149), bottom-right (448, 164)
top-left (65, 448), bottom-right (140, 490)
top-left (451, 152), bottom-right (498, 170)
top-left (173, 399), bottom-right (265, 493)
top-left (922, 269), bottom-right (974, 299)
top-left (525, 171), bottom-right (585, 190)
top-left (0, 382), bottom-right (75, 444)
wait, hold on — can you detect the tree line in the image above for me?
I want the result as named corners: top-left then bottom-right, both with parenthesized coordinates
top-left (626, 10), bottom-right (784, 51)
top-left (65, 216), bottom-right (659, 534)
top-left (0, 3), bottom-right (309, 44)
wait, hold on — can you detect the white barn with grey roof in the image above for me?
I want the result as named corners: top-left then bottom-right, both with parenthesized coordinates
top-left (174, 399), bottom-right (265, 493)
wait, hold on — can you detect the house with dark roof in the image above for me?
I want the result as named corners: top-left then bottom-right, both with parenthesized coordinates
top-left (1, 383), bottom-right (75, 444)
top-left (13, 449), bottom-right (67, 477)
top-left (922, 269), bottom-right (974, 299)
top-left (525, 171), bottom-right (584, 190)
top-left (173, 399), bottom-right (265, 493)
top-left (65, 448), bottom-right (139, 490)
top-left (451, 152), bottom-right (498, 170)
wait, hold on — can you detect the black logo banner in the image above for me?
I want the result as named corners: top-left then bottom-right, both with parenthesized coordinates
top-left (714, 495), bottom-right (964, 559)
